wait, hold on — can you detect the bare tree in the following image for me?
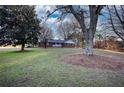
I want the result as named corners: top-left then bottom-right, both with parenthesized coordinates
top-left (57, 21), bottom-right (70, 40)
top-left (38, 25), bottom-right (52, 48)
top-left (107, 5), bottom-right (124, 41)
top-left (55, 5), bottom-right (104, 55)
top-left (57, 18), bottom-right (81, 40)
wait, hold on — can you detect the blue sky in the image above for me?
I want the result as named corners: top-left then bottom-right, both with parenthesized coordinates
top-left (49, 11), bottom-right (61, 18)
top-left (48, 11), bottom-right (61, 39)
top-left (35, 5), bottom-right (62, 39)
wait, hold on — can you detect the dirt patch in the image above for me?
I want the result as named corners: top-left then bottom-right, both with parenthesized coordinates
top-left (64, 54), bottom-right (124, 71)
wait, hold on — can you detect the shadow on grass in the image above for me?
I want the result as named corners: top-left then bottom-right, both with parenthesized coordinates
top-left (0, 49), bottom-right (35, 56)
top-left (11, 50), bottom-right (34, 53)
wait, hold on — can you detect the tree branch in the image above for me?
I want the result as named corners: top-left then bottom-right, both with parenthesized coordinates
top-left (114, 5), bottom-right (124, 25)
top-left (107, 6), bottom-right (124, 41)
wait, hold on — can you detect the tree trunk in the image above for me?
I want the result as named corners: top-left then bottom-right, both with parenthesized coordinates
top-left (21, 43), bottom-right (25, 51)
top-left (44, 38), bottom-right (47, 48)
top-left (68, 5), bottom-right (104, 56)
top-left (83, 40), bottom-right (93, 56)
top-left (44, 42), bottom-right (47, 48)
top-left (83, 30), bottom-right (94, 56)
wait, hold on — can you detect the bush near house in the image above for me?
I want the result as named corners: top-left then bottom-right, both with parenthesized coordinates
top-left (94, 39), bottom-right (124, 52)
top-left (94, 40), bottom-right (106, 49)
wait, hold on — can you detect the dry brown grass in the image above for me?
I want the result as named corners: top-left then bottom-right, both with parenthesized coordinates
top-left (64, 54), bottom-right (124, 71)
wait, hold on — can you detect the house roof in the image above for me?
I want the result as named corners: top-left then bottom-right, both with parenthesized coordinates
top-left (48, 40), bottom-right (65, 43)
top-left (48, 40), bottom-right (75, 44)
top-left (64, 40), bottom-right (75, 44)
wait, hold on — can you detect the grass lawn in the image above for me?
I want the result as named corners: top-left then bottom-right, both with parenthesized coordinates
top-left (0, 48), bottom-right (124, 87)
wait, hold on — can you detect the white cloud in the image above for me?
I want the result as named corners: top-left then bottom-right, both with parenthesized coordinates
top-left (35, 5), bottom-right (56, 19)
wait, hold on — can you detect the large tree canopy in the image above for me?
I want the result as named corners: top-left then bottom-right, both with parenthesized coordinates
top-left (0, 6), bottom-right (14, 45)
top-left (0, 5), bottom-right (40, 51)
